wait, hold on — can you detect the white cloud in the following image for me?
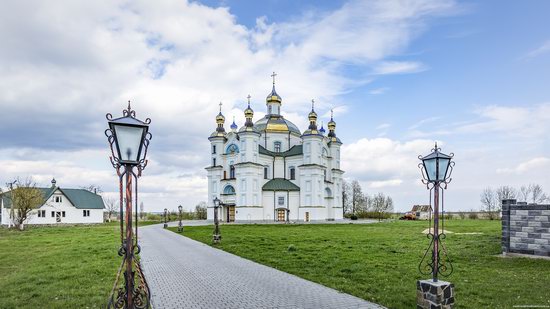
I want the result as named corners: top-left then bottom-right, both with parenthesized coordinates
top-left (373, 61), bottom-right (427, 75)
top-left (497, 157), bottom-right (550, 175)
top-left (0, 0), bottom-right (459, 211)
top-left (369, 87), bottom-right (389, 95)
top-left (523, 40), bottom-right (550, 59)
top-left (368, 179), bottom-right (403, 188)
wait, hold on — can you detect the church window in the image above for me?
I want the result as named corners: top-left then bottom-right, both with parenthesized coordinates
top-left (226, 144), bottom-right (239, 154)
top-left (324, 170), bottom-right (327, 181)
top-left (322, 147), bottom-right (329, 157)
top-left (62, 211), bottom-right (66, 217)
top-left (241, 140), bottom-right (246, 150)
top-left (223, 185), bottom-right (235, 195)
top-left (212, 145), bottom-right (216, 154)
top-left (83, 210), bottom-right (90, 217)
top-left (212, 158), bottom-right (216, 166)
top-left (306, 181), bottom-right (311, 192)
top-left (278, 196), bottom-right (285, 206)
top-left (264, 166), bottom-right (269, 179)
top-left (289, 167), bottom-right (296, 180)
top-left (268, 105), bottom-right (272, 114)
top-left (241, 179), bottom-right (246, 191)
top-left (229, 165), bottom-right (235, 178)
top-left (274, 141), bottom-right (281, 152)
top-left (51, 211), bottom-right (55, 217)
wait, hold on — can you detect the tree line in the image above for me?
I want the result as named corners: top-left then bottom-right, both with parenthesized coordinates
top-left (342, 179), bottom-right (394, 221)
top-left (480, 183), bottom-right (549, 220)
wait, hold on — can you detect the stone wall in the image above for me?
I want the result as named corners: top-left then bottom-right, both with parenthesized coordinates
top-left (501, 199), bottom-right (550, 257)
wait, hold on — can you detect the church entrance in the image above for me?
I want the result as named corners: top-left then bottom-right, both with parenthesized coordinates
top-left (277, 209), bottom-right (286, 222)
top-left (227, 206), bottom-right (235, 222)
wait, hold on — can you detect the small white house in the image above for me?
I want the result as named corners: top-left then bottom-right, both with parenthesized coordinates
top-left (1, 179), bottom-right (104, 225)
top-left (411, 205), bottom-right (432, 220)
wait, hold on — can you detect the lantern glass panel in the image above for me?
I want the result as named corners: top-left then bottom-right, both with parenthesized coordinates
top-left (424, 158), bottom-right (437, 182)
top-left (114, 124), bottom-right (144, 163)
top-left (437, 158), bottom-right (450, 181)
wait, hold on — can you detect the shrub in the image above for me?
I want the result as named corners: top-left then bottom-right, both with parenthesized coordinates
top-left (350, 214), bottom-right (358, 220)
top-left (468, 212), bottom-right (478, 220)
top-left (458, 212), bottom-right (466, 219)
top-left (287, 244), bottom-right (297, 252)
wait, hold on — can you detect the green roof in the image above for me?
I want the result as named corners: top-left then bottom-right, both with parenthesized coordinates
top-left (262, 178), bottom-right (300, 191)
top-left (1, 187), bottom-right (105, 209)
top-left (259, 145), bottom-right (303, 157)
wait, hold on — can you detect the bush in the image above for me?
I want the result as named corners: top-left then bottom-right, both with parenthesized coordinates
top-left (350, 214), bottom-right (358, 220)
top-left (468, 212), bottom-right (478, 220)
top-left (458, 212), bottom-right (466, 219)
top-left (287, 244), bottom-right (297, 252)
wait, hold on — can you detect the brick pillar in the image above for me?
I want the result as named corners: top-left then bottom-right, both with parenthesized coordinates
top-left (501, 199), bottom-right (516, 254)
top-left (417, 280), bottom-right (455, 308)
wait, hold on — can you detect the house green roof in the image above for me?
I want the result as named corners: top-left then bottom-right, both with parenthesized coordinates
top-left (259, 145), bottom-right (303, 157)
top-left (1, 187), bottom-right (105, 209)
top-left (262, 178), bottom-right (300, 191)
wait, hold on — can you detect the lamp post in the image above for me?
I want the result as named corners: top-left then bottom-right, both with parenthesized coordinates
top-left (178, 205), bottom-right (183, 233)
top-left (213, 197), bottom-right (222, 244)
top-left (106, 101), bottom-right (151, 309)
top-left (416, 142), bottom-right (455, 308)
top-left (164, 208), bottom-right (168, 229)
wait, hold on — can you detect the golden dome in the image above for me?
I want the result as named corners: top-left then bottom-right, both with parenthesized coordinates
top-left (216, 112), bottom-right (225, 124)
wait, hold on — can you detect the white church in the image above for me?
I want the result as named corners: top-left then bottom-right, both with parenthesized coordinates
top-left (206, 75), bottom-right (344, 222)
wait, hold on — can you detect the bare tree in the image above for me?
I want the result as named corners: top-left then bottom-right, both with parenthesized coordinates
top-left (496, 186), bottom-right (517, 203)
top-left (371, 192), bottom-right (390, 222)
top-left (351, 180), bottom-right (364, 215)
top-left (9, 178), bottom-right (45, 230)
top-left (518, 185), bottom-right (532, 203)
top-left (81, 184), bottom-right (103, 195)
top-left (195, 202), bottom-right (207, 220)
top-left (529, 184), bottom-right (548, 204)
top-left (480, 187), bottom-right (499, 220)
top-left (104, 197), bottom-right (117, 222)
top-left (342, 179), bottom-right (352, 215)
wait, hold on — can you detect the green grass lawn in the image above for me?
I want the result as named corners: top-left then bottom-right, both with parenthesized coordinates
top-left (172, 220), bottom-right (550, 309)
top-left (0, 222), bottom-right (153, 308)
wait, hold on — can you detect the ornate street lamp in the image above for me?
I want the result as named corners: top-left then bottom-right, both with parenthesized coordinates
top-left (163, 208), bottom-right (168, 229)
top-left (178, 205), bottom-right (183, 233)
top-left (106, 101), bottom-right (151, 309)
top-left (213, 197), bottom-right (222, 244)
top-left (418, 142), bottom-right (454, 282)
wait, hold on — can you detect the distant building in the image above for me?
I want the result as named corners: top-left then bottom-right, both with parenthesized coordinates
top-left (206, 76), bottom-right (344, 222)
top-left (411, 205), bottom-right (432, 220)
top-left (0, 178), bottom-right (105, 225)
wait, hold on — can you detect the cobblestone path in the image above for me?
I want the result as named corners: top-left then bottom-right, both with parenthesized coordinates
top-left (139, 224), bottom-right (383, 309)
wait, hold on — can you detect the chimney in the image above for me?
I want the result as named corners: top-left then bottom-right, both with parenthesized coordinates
top-left (51, 178), bottom-right (57, 188)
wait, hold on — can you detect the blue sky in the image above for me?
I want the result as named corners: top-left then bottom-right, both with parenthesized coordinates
top-left (0, 0), bottom-right (549, 212)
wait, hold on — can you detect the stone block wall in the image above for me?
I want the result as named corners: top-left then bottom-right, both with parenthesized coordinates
top-left (501, 199), bottom-right (550, 257)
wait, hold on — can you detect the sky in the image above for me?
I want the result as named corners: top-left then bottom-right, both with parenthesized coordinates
top-left (0, 0), bottom-right (549, 212)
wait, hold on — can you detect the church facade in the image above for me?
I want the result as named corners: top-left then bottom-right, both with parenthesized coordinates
top-left (206, 77), bottom-right (344, 222)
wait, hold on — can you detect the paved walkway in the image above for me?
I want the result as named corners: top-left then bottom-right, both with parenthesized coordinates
top-left (139, 224), bottom-right (383, 309)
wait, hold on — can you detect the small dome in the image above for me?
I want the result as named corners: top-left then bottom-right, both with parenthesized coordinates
top-left (216, 112), bottom-right (225, 123)
top-left (308, 110), bottom-right (317, 121)
top-left (319, 125), bottom-right (326, 134)
top-left (230, 119), bottom-right (238, 130)
top-left (266, 85), bottom-right (282, 104)
top-left (244, 105), bottom-right (254, 118)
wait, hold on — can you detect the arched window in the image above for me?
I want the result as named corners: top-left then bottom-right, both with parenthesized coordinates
top-left (229, 165), bottom-right (235, 178)
top-left (289, 167), bottom-right (296, 180)
top-left (274, 141), bottom-right (282, 152)
top-left (264, 166), bottom-right (269, 179)
top-left (223, 185), bottom-right (236, 195)
top-left (325, 187), bottom-right (332, 197)
top-left (226, 144), bottom-right (239, 154)
top-left (322, 147), bottom-right (329, 157)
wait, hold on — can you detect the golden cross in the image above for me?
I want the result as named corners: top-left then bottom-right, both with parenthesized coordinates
top-left (219, 101), bottom-right (222, 112)
top-left (247, 94), bottom-right (251, 104)
top-left (311, 99), bottom-right (315, 110)
top-left (271, 71), bottom-right (277, 85)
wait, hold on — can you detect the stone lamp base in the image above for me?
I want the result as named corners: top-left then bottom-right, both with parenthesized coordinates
top-left (417, 279), bottom-right (455, 308)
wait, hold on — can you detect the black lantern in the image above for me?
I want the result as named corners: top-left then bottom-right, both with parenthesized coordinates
top-left (418, 142), bottom-right (455, 283)
top-left (178, 205), bottom-right (183, 233)
top-left (105, 101), bottom-right (151, 309)
top-left (212, 197), bottom-right (221, 243)
top-left (108, 104), bottom-right (150, 166)
top-left (420, 142), bottom-right (452, 183)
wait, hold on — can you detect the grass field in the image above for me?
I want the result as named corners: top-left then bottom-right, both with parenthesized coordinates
top-left (172, 220), bottom-right (550, 309)
top-left (0, 222), bottom-right (157, 308)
